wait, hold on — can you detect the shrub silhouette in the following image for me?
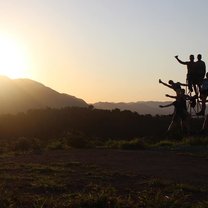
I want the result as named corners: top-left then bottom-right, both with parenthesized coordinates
top-left (0, 107), bottom-right (202, 141)
top-left (66, 132), bottom-right (93, 148)
top-left (14, 137), bottom-right (31, 153)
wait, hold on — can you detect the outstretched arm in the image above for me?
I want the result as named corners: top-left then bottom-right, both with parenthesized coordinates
top-left (178, 82), bottom-right (188, 86)
top-left (159, 103), bottom-right (173, 108)
top-left (165, 94), bottom-right (177, 99)
top-left (159, 79), bottom-right (172, 88)
top-left (175, 56), bottom-right (187, 65)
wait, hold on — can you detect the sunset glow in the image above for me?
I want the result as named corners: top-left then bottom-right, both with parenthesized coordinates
top-left (0, 0), bottom-right (208, 102)
top-left (0, 35), bottom-right (30, 78)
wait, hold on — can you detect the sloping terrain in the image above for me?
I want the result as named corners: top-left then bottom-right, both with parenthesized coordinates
top-left (0, 76), bottom-right (87, 114)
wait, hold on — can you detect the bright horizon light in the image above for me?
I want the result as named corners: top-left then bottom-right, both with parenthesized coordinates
top-left (1, 1), bottom-right (208, 103)
top-left (0, 34), bottom-right (31, 79)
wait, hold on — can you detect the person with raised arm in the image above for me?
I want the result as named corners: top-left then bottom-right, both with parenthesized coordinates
top-left (159, 89), bottom-right (190, 134)
top-left (159, 79), bottom-right (187, 95)
top-left (175, 55), bottom-right (196, 95)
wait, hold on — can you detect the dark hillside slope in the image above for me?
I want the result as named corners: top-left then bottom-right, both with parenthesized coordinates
top-left (0, 76), bottom-right (87, 114)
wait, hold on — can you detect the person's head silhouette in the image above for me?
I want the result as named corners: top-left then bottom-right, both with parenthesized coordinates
top-left (180, 88), bottom-right (185, 95)
top-left (197, 54), bottom-right (202, 60)
top-left (168, 80), bottom-right (174, 85)
top-left (189, 54), bottom-right (194, 61)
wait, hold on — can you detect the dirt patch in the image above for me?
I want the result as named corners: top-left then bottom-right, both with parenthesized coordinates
top-left (2, 149), bottom-right (208, 185)
top-left (0, 149), bottom-right (208, 207)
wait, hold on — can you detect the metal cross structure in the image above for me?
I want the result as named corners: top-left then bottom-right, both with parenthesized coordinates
top-left (185, 81), bottom-right (202, 117)
top-left (184, 79), bottom-right (208, 134)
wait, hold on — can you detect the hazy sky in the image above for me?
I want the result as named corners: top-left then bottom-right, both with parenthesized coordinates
top-left (0, 0), bottom-right (208, 103)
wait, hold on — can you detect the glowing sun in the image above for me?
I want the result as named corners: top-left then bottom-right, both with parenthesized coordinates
top-left (0, 35), bottom-right (30, 79)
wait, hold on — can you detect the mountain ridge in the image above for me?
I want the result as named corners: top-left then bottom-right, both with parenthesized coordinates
top-left (93, 101), bottom-right (174, 115)
top-left (0, 76), bottom-right (88, 114)
top-left (0, 76), bottom-right (174, 115)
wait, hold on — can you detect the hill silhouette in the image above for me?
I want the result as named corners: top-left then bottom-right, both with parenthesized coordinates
top-left (93, 101), bottom-right (173, 115)
top-left (0, 76), bottom-right (174, 115)
top-left (0, 76), bottom-right (87, 114)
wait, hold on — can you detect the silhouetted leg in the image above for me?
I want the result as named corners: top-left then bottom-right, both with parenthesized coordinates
top-left (202, 115), bottom-right (208, 132)
top-left (201, 96), bottom-right (206, 113)
top-left (168, 120), bottom-right (176, 131)
top-left (193, 84), bottom-right (198, 96)
top-left (197, 83), bottom-right (202, 96)
top-left (188, 81), bottom-right (193, 92)
top-left (197, 94), bottom-right (207, 115)
top-left (168, 115), bottom-right (180, 132)
top-left (182, 114), bottom-right (190, 134)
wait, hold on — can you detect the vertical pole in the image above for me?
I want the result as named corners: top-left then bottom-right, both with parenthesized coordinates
top-left (202, 115), bottom-right (208, 132)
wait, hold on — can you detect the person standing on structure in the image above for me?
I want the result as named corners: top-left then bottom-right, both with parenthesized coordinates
top-left (195, 54), bottom-right (206, 94)
top-left (175, 55), bottom-right (196, 94)
top-left (196, 72), bottom-right (208, 116)
top-left (159, 89), bottom-right (190, 134)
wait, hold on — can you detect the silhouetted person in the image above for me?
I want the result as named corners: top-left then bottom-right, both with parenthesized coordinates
top-left (159, 89), bottom-right (190, 134)
top-left (195, 54), bottom-right (206, 93)
top-left (196, 72), bottom-right (208, 116)
top-left (175, 55), bottom-right (196, 94)
top-left (159, 79), bottom-right (186, 95)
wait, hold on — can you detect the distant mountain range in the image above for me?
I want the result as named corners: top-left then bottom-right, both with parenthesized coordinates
top-left (0, 76), bottom-right (87, 114)
top-left (0, 76), bottom-right (174, 115)
top-left (93, 101), bottom-right (174, 115)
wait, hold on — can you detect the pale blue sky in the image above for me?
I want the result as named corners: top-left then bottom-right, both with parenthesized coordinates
top-left (0, 0), bottom-right (208, 103)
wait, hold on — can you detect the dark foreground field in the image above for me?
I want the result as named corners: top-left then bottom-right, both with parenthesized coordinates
top-left (0, 149), bottom-right (208, 207)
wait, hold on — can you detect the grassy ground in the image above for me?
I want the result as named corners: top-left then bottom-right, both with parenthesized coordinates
top-left (0, 148), bottom-right (208, 207)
